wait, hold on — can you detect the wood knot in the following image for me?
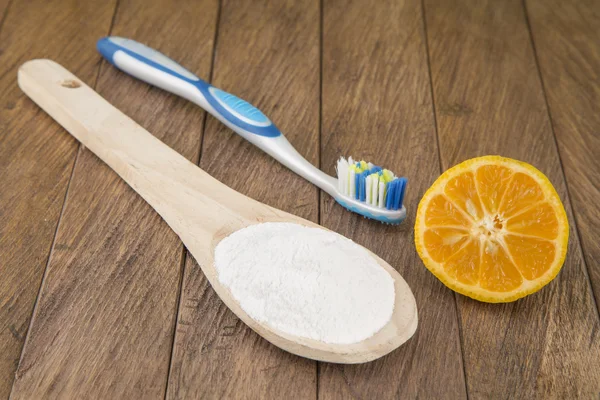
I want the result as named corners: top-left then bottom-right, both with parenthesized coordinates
top-left (61, 79), bottom-right (81, 88)
top-left (439, 103), bottom-right (473, 116)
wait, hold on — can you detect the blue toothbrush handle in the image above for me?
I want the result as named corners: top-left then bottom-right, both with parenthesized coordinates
top-left (97, 37), bottom-right (280, 138)
top-left (96, 37), bottom-right (337, 195)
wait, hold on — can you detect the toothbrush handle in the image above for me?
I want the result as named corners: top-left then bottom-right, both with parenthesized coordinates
top-left (97, 37), bottom-right (337, 195)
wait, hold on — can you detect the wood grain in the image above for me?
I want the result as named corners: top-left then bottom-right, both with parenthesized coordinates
top-left (9, 0), bottom-right (218, 398)
top-left (318, 0), bottom-right (467, 398)
top-left (526, 0), bottom-right (600, 312)
top-left (424, 0), bottom-right (600, 397)
top-left (0, 0), bottom-right (116, 398)
top-left (166, 0), bottom-right (320, 398)
top-left (0, 0), bottom-right (10, 25)
top-left (3, 0), bottom-right (599, 396)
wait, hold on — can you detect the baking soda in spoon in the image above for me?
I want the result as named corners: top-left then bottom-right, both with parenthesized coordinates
top-left (214, 222), bottom-right (395, 344)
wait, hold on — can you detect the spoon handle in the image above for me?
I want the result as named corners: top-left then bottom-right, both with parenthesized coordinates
top-left (18, 59), bottom-right (250, 250)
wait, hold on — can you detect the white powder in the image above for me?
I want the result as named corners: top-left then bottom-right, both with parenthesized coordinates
top-left (214, 222), bottom-right (395, 344)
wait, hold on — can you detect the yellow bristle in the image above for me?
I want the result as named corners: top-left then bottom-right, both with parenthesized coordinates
top-left (382, 169), bottom-right (395, 183)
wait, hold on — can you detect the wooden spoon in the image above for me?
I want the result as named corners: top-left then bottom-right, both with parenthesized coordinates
top-left (18, 59), bottom-right (418, 363)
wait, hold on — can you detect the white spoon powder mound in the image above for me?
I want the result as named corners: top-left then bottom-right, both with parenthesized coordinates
top-left (214, 222), bottom-right (395, 344)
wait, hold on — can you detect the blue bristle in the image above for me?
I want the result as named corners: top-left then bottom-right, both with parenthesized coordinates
top-left (393, 179), bottom-right (402, 210)
top-left (385, 180), bottom-right (395, 210)
top-left (398, 177), bottom-right (407, 209)
top-left (354, 173), bottom-right (360, 200)
top-left (370, 166), bottom-right (382, 174)
top-left (387, 179), bottom-right (395, 210)
top-left (359, 172), bottom-right (367, 202)
top-left (363, 171), bottom-right (371, 201)
top-left (392, 181), bottom-right (400, 209)
top-left (388, 178), bottom-right (397, 210)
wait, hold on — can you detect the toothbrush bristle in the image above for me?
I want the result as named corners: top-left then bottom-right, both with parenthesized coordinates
top-left (336, 156), bottom-right (407, 211)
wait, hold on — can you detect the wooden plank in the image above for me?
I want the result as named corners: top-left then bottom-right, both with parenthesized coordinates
top-left (9, 0), bottom-right (218, 398)
top-left (424, 0), bottom-right (600, 397)
top-left (318, 0), bottom-right (467, 398)
top-left (0, 1), bottom-right (116, 398)
top-left (166, 0), bottom-right (320, 398)
top-left (0, 0), bottom-right (10, 25)
top-left (526, 0), bottom-right (600, 311)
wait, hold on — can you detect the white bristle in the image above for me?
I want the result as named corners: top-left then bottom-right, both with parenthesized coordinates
top-left (378, 181), bottom-right (385, 208)
top-left (349, 169), bottom-right (356, 198)
top-left (345, 161), bottom-right (350, 195)
top-left (367, 175), bottom-right (373, 206)
top-left (336, 157), bottom-right (351, 195)
top-left (344, 171), bottom-right (349, 195)
top-left (371, 175), bottom-right (379, 205)
top-left (336, 160), bottom-right (342, 192)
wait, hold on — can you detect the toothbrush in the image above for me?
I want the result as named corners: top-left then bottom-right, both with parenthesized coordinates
top-left (97, 37), bottom-right (407, 224)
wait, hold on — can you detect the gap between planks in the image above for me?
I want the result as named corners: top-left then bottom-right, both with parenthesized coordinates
top-left (0, 0), bottom-right (14, 35)
top-left (521, 0), bottom-right (600, 321)
top-left (163, 0), bottom-right (223, 397)
top-left (420, 0), bottom-right (470, 397)
top-left (317, 0), bottom-right (324, 396)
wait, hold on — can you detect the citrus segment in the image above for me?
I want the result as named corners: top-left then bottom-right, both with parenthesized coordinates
top-left (444, 240), bottom-right (480, 285)
top-left (423, 228), bottom-right (470, 263)
top-left (504, 235), bottom-right (556, 280)
top-left (475, 164), bottom-right (512, 214)
top-left (415, 156), bottom-right (569, 302)
top-left (480, 241), bottom-right (523, 292)
top-left (505, 202), bottom-right (559, 240)
top-left (425, 194), bottom-right (472, 228)
top-left (499, 172), bottom-right (545, 218)
top-left (444, 171), bottom-right (484, 219)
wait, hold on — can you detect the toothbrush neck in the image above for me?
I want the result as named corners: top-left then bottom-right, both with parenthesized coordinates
top-left (185, 89), bottom-right (338, 196)
top-left (251, 135), bottom-right (338, 196)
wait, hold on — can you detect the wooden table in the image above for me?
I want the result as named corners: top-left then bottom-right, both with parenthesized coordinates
top-left (1, 0), bottom-right (599, 398)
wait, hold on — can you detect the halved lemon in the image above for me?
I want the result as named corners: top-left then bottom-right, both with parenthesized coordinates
top-left (414, 156), bottom-right (568, 302)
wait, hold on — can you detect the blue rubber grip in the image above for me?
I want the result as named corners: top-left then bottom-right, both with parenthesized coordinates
top-left (199, 86), bottom-right (281, 137)
top-left (211, 88), bottom-right (270, 125)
